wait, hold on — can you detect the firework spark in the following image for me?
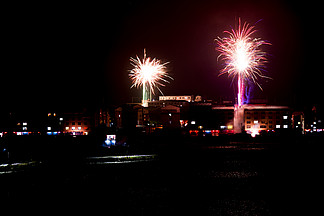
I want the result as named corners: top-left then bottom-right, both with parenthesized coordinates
top-left (129, 49), bottom-right (172, 105)
top-left (216, 19), bottom-right (270, 106)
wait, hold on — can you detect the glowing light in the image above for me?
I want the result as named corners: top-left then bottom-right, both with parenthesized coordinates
top-left (216, 18), bottom-right (270, 106)
top-left (249, 128), bottom-right (259, 137)
top-left (129, 49), bottom-right (172, 106)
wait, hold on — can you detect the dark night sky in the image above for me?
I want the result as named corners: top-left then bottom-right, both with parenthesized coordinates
top-left (2, 0), bottom-right (322, 115)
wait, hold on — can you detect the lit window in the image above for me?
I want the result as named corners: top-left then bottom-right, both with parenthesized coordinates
top-left (23, 127), bottom-right (27, 131)
top-left (47, 127), bottom-right (51, 131)
top-left (59, 118), bottom-right (63, 121)
top-left (72, 127), bottom-right (75, 130)
top-left (48, 113), bottom-right (51, 116)
top-left (78, 127), bottom-right (82, 130)
top-left (65, 127), bottom-right (69, 130)
top-left (23, 122), bottom-right (27, 126)
top-left (283, 125), bottom-right (288, 128)
top-left (191, 121), bottom-right (196, 125)
top-left (254, 120), bottom-right (258, 124)
top-left (276, 125), bottom-right (280, 128)
top-left (169, 113), bottom-right (172, 116)
top-left (283, 116), bottom-right (288, 119)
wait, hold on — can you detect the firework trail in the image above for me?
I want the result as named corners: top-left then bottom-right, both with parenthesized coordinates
top-left (215, 18), bottom-right (270, 106)
top-left (129, 49), bottom-right (172, 105)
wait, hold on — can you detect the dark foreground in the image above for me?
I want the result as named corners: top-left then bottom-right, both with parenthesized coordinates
top-left (1, 135), bottom-right (323, 215)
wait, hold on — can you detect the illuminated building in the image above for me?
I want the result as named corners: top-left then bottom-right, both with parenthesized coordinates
top-left (243, 105), bottom-right (291, 135)
top-left (159, 95), bottom-right (192, 102)
top-left (62, 112), bottom-right (91, 135)
top-left (46, 112), bottom-right (63, 135)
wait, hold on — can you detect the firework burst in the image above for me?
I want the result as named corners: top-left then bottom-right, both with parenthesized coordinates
top-left (216, 19), bottom-right (270, 106)
top-left (129, 49), bottom-right (172, 105)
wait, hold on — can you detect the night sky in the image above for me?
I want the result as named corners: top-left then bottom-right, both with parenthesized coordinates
top-left (2, 0), bottom-right (322, 115)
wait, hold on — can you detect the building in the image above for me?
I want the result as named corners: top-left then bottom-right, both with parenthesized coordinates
top-left (62, 112), bottom-right (91, 135)
top-left (113, 95), bottom-right (295, 136)
top-left (115, 103), bottom-right (141, 130)
top-left (159, 95), bottom-right (192, 102)
top-left (146, 105), bottom-right (181, 129)
top-left (45, 112), bottom-right (64, 135)
top-left (94, 108), bottom-right (112, 128)
top-left (211, 105), bottom-right (234, 133)
top-left (242, 105), bottom-right (291, 136)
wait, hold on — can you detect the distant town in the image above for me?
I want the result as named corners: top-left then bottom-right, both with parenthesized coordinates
top-left (0, 95), bottom-right (322, 139)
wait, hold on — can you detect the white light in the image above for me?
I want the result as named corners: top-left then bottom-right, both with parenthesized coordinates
top-left (78, 127), bottom-right (81, 130)
top-left (283, 125), bottom-right (288, 128)
top-left (220, 125), bottom-right (226, 129)
top-left (254, 120), bottom-right (258, 124)
top-left (59, 118), bottom-right (63, 121)
top-left (314, 122), bottom-right (316, 124)
top-left (276, 125), bottom-right (280, 128)
top-left (169, 113), bottom-right (172, 116)
top-left (47, 127), bottom-right (51, 131)
top-left (72, 127), bottom-right (75, 130)
top-left (22, 127), bottom-right (27, 131)
top-left (65, 127), bottom-right (69, 130)
top-left (191, 121), bottom-right (196, 125)
top-left (23, 122), bottom-right (27, 126)
top-left (283, 116), bottom-right (288, 119)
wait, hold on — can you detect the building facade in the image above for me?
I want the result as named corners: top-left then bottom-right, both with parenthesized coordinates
top-left (63, 112), bottom-right (91, 135)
